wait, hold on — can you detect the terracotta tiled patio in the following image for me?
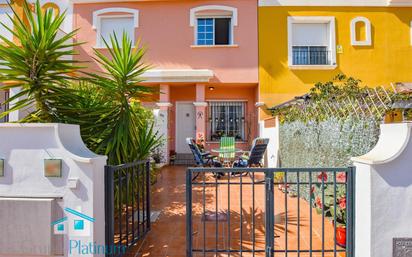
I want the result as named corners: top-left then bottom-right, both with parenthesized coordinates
top-left (127, 166), bottom-right (345, 257)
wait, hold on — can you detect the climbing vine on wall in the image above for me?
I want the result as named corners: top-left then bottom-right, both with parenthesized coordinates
top-left (271, 74), bottom-right (410, 124)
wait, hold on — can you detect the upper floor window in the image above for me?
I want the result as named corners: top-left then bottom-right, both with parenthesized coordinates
top-left (0, 6), bottom-right (13, 43)
top-left (190, 5), bottom-right (238, 46)
top-left (350, 17), bottom-right (372, 46)
top-left (288, 16), bottom-right (336, 69)
top-left (197, 18), bottom-right (231, 45)
top-left (92, 8), bottom-right (139, 48)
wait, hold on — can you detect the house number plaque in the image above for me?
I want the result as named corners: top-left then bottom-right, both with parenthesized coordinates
top-left (394, 238), bottom-right (412, 257)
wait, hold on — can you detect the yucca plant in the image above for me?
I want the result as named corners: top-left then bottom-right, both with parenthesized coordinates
top-left (83, 32), bottom-right (161, 164)
top-left (0, 0), bottom-right (82, 122)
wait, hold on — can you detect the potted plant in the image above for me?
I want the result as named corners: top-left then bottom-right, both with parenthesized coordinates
top-left (312, 172), bottom-right (347, 248)
top-left (196, 135), bottom-right (206, 152)
top-left (151, 142), bottom-right (165, 168)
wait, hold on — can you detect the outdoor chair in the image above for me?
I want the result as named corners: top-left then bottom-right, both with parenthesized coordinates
top-left (219, 136), bottom-right (236, 165)
top-left (186, 138), bottom-right (222, 179)
top-left (232, 137), bottom-right (270, 176)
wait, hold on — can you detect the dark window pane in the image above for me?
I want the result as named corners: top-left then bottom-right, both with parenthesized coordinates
top-left (215, 18), bottom-right (230, 45)
top-left (208, 101), bottom-right (246, 141)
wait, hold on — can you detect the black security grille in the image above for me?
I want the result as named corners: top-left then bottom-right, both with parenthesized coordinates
top-left (186, 167), bottom-right (355, 257)
top-left (292, 46), bottom-right (330, 65)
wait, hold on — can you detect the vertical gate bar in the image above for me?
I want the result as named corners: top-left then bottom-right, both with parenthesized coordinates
top-left (118, 169), bottom-right (123, 246)
top-left (104, 166), bottom-right (115, 257)
top-left (141, 164), bottom-right (146, 232)
top-left (273, 170), bottom-right (275, 257)
top-left (239, 170), bottom-right (243, 257)
top-left (227, 170), bottom-right (231, 257)
top-left (346, 167), bottom-right (355, 257)
top-left (297, 171), bottom-right (300, 257)
top-left (186, 169), bottom-right (193, 257)
top-left (252, 171), bottom-right (256, 257)
top-left (333, 172), bottom-right (337, 257)
top-left (284, 171), bottom-right (288, 257)
top-left (203, 172), bottom-right (206, 257)
top-left (309, 171), bottom-right (313, 257)
top-left (146, 161), bottom-right (151, 231)
top-left (240, 170), bottom-right (243, 257)
top-left (137, 164), bottom-right (141, 237)
top-left (321, 172), bottom-right (325, 257)
top-left (215, 173), bottom-right (218, 255)
top-left (126, 171), bottom-right (129, 247)
top-left (131, 166), bottom-right (135, 242)
top-left (265, 170), bottom-right (274, 257)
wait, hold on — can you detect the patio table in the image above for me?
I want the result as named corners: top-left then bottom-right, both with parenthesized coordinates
top-left (211, 148), bottom-right (244, 167)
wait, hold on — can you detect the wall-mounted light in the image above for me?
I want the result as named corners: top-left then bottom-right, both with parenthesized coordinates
top-left (209, 86), bottom-right (215, 91)
top-left (0, 159), bottom-right (4, 177)
top-left (44, 159), bottom-right (62, 177)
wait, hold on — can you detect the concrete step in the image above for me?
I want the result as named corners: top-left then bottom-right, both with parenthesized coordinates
top-left (173, 153), bottom-right (196, 165)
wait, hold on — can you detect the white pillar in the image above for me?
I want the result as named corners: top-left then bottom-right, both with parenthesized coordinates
top-left (351, 123), bottom-right (412, 257)
top-left (154, 103), bottom-right (172, 164)
top-left (259, 116), bottom-right (280, 168)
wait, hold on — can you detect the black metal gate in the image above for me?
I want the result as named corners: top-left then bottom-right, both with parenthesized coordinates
top-left (186, 167), bottom-right (355, 257)
top-left (105, 160), bottom-right (151, 257)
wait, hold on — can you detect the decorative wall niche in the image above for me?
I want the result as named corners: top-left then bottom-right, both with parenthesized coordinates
top-left (350, 17), bottom-right (372, 46)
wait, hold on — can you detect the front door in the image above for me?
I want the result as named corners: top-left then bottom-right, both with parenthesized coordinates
top-left (175, 102), bottom-right (196, 153)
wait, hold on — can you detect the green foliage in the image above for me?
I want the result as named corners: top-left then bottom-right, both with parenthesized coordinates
top-left (271, 74), bottom-right (396, 124)
top-left (67, 33), bottom-right (161, 164)
top-left (312, 172), bottom-right (347, 227)
top-left (0, 0), bottom-right (82, 122)
top-left (0, 1), bottom-right (161, 165)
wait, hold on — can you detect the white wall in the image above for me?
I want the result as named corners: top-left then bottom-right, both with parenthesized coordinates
top-left (352, 123), bottom-right (412, 257)
top-left (0, 124), bottom-right (107, 257)
top-left (259, 117), bottom-right (280, 168)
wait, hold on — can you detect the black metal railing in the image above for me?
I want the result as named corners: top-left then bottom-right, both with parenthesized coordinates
top-left (292, 49), bottom-right (330, 65)
top-left (105, 160), bottom-right (151, 257)
top-left (186, 167), bottom-right (355, 257)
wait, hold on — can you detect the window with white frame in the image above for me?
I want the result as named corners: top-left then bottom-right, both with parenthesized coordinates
top-left (288, 17), bottom-right (336, 67)
top-left (410, 21), bottom-right (412, 46)
top-left (196, 18), bottom-right (231, 45)
top-left (0, 6), bottom-right (13, 43)
top-left (190, 5), bottom-right (238, 46)
top-left (208, 101), bottom-right (246, 141)
top-left (93, 8), bottom-right (139, 48)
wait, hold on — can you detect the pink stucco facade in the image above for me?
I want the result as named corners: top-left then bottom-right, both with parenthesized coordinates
top-left (73, 0), bottom-right (258, 83)
top-left (73, 0), bottom-right (259, 157)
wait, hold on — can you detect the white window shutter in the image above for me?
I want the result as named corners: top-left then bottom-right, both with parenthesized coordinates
top-left (292, 23), bottom-right (328, 46)
top-left (100, 16), bottom-right (135, 46)
top-left (0, 7), bottom-right (13, 42)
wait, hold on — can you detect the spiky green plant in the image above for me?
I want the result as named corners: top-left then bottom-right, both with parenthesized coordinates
top-left (81, 32), bottom-right (160, 164)
top-left (0, 0), bottom-right (82, 122)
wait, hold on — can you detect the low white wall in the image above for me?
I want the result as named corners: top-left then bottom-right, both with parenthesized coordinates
top-left (352, 123), bottom-right (412, 257)
top-left (0, 124), bottom-right (107, 257)
top-left (259, 117), bottom-right (280, 168)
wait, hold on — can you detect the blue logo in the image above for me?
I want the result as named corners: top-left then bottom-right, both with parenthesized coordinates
top-left (51, 207), bottom-right (95, 236)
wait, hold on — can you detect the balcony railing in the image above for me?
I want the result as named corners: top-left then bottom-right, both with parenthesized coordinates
top-left (292, 48), bottom-right (331, 65)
